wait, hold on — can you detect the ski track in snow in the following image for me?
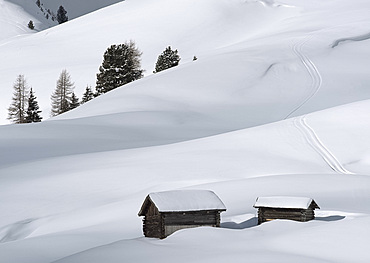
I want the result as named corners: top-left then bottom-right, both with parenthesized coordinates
top-left (285, 35), bottom-right (322, 119)
top-left (294, 115), bottom-right (353, 175)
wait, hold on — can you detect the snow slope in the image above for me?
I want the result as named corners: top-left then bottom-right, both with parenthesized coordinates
top-left (1, 0), bottom-right (370, 125)
top-left (0, 101), bottom-right (370, 262)
top-left (0, 0), bottom-right (51, 41)
top-left (30, 0), bottom-right (125, 20)
top-left (0, 0), bottom-right (124, 40)
top-left (1, 0), bottom-right (370, 262)
top-left (0, 99), bottom-right (370, 263)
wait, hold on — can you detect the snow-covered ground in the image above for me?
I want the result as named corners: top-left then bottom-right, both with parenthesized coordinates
top-left (0, 0), bottom-right (50, 41)
top-left (1, 0), bottom-right (370, 262)
top-left (2, 0), bottom-right (370, 125)
top-left (0, 0), bottom-right (124, 40)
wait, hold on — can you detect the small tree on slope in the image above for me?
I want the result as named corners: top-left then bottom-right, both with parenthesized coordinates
top-left (7, 75), bottom-right (29, 124)
top-left (154, 46), bottom-right (181, 73)
top-left (69, 92), bottom-right (80, 110)
top-left (28, 20), bottom-right (35, 30)
top-left (25, 88), bottom-right (42, 123)
top-left (81, 85), bottom-right (94, 104)
top-left (96, 41), bottom-right (144, 95)
top-left (50, 69), bottom-right (74, 116)
top-left (57, 5), bottom-right (68, 24)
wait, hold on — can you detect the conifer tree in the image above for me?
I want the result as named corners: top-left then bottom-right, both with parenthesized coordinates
top-left (69, 92), bottom-right (80, 110)
top-left (28, 20), bottom-right (35, 30)
top-left (96, 40), bottom-right (144, 95)
top-left (154, 46), bottom-right (181, 73)
top-left (25, 88), bottom-right (42, 123)
top-left (50, 69), bottom-right (74, 116)
top-left (81, 85), bottom-right (94, 104)
top-left (57, 5), bottom-right (68, 24)
top-left (7, 75), bottom-right (29, 124)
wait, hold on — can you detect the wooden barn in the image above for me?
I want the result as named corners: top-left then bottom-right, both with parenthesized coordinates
top-left (254, 196), bottom-right (320, 224)
top-left (138, 190), bottom-right (226, 239)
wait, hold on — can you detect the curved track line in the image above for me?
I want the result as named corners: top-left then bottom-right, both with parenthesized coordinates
top-left (294, 115), bottom-right (353, 174)
top-left (285, 36), bottom-right (322, 119)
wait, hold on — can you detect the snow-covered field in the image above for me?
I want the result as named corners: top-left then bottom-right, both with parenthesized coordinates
top-left (1, 0), bottom-right (370, 262)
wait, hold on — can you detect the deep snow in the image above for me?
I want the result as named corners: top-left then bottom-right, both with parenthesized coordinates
top-left (2, 0), bottom-right (370, 125)
top-left (254, 196), bottom-right (317, 209)
top-left (144, 190), bottom-right (226, 212)
top-left (1, 0), bottom-right (370, 262)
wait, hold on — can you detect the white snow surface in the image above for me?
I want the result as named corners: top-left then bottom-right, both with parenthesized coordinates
top-left (254, 196), bottom-right (316, 209)
top-left (1, 0), bottom-right (370, 262)
top-left (1, 0), bottom-right (370, 125)
top-left (145, 190), bottom-right (226, 213)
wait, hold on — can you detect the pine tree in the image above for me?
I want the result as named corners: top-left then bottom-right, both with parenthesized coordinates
top-left (57, 5), bottom-right (68, 24)
top-left (50, 69), bottom-right (74, 116)
top-left (69, 92), bottom-right (80, 110)
top-left (96, 40), bottom-right (144, 95)
top-left (28, 20), bottom-right (35, 30)
top-left (154, 46), bottom-right (181, 73)
top-left (81, 85), bottom-right (94, 104)
top-left (7, 75), bottom-right (29, 124)
top-left (36, 0), bottom-right (41, 8)
top-left (25, 88), bottom-right (42, 123)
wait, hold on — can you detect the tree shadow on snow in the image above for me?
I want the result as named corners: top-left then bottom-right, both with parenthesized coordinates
top-left (221, 217), bottom-right (258, 229)
top-left (315, 215), bottom-right (345, 222)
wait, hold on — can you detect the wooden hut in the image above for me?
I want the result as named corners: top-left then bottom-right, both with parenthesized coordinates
top-left (253, 196), bottom-right (320, 224)
top-left (138, 190), bottom-right (226, 239)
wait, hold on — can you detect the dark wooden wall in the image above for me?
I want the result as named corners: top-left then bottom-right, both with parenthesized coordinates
top-left (143, 215), bottom-right (163, 238)
top-left (143, 206), bottom-right (222, 238)
top-left (258, 207), bottom-right (315, 224)
top-left (142, 202), bottom-right (164, 238)
top-left (162, 210), bottom-right (220, 226)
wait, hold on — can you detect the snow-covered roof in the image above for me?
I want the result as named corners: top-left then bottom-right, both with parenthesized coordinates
top-left (138, 190), bottom-right (226, 215)
top-left (254, 196), bottom-right (319, 209)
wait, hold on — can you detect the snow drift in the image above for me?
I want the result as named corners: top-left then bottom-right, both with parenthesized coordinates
top-left (1, 0), bottom-right (370, 262)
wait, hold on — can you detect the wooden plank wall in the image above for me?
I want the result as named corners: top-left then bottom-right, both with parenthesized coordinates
top-left (162, 211), bottom-right (219, 226)
top-left (143, 209), bottom-right (222, 238)
top-left (143, 215), bottom-right (163, 238)
top-left (258, 208), bottom-right (315, 224)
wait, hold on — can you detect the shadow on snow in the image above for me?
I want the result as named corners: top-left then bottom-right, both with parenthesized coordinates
top-left (220, 215), bottom-right (345, 230)
top-left (221, 217), bottom-right (258, 229)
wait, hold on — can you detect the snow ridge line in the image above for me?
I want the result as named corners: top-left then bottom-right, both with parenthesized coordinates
top-left (285, 35), bottom-right (322, 119)
top-left (294, 116), bottom-right (353, 174)
top-left (332, 31), bottom-right (370, 48)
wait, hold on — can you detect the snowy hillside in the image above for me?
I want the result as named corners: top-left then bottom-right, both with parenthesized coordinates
top-left (1, 98), bottom-right (370, 263)
top-left (0, 0), bottom-right (52, 41)
top-left (1, 0), bottom-right (124, 33)
top-left (31, 0), bottom-right (125, 20)
top-left (1, 0), bottom-right (370, 125)
top-left (1, 0), bottom-right (370, 262)
top-left (0, 0), bottom-right (123, 41)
